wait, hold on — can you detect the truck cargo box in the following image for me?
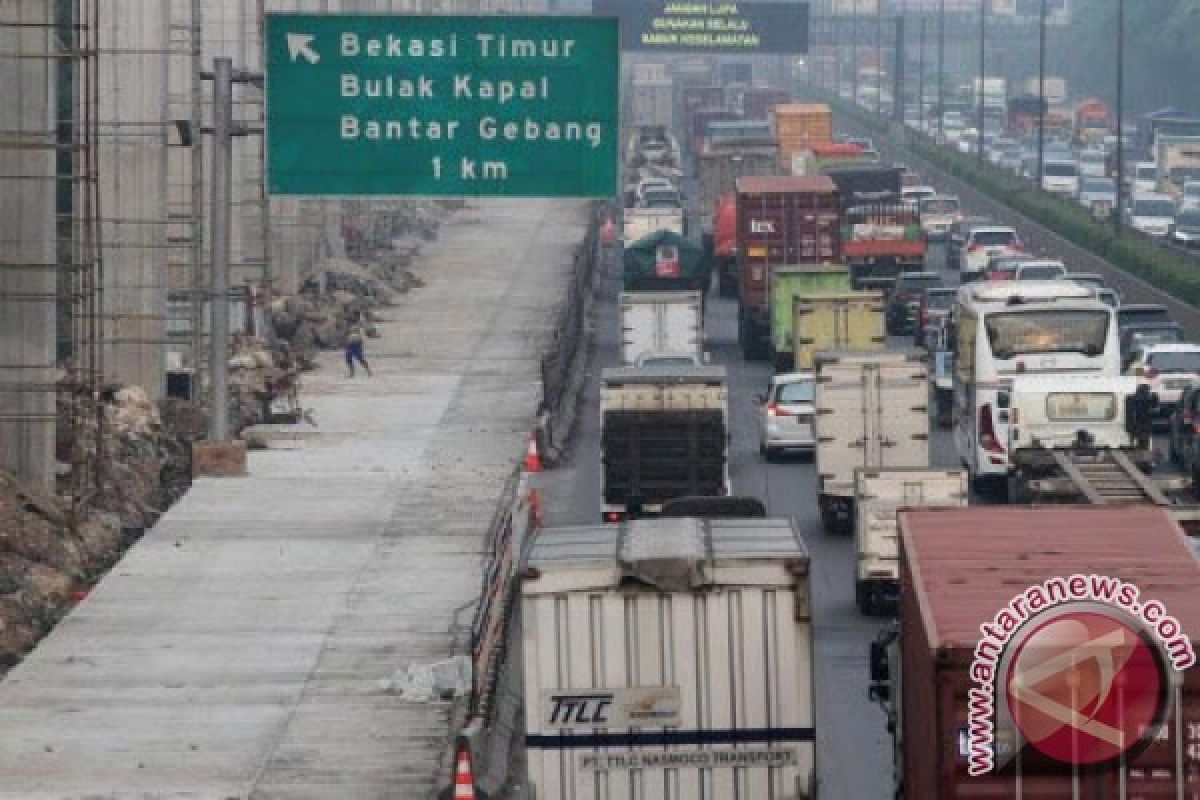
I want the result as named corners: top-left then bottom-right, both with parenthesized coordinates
top-left (740, 87), bottom-right (790, 121)
top-left (769, 265), bottom-right (853, 371)
top-left (694, 143), bottom-right (779, 225)
top-left (771, 103), bottom-right (833, 144)
top-left (621, 207), bottom-right (685, 245)
top-left (792, 291), bottom-right (885, 371)
top-left (814, 350), bottom-right (929, 532)
top-left (601, 366), bottom-right (729, 518)
top-left (522, 516), bottom-right (816, 800)
top-left (630, 78), bottom-right (673, 130)
top-left (735, 175), bottom-right (841, 360)
top-left (852, 468), bottom-right (966, 616)
top-left (894, 506), bottom-right (1200, 799)
top-left (618, 290), bottom-right (703, 366)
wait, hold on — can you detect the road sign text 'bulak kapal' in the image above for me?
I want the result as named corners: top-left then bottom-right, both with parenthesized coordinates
top-left (266, 15), bottom-right (618, 197)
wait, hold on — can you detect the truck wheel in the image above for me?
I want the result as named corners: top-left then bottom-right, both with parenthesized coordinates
top-left (1006, 473), bottom-right (1031, 505)
top-left (773, 352), bottom-right (793, 373)
top-left (855, 582), bottom-right (872, 615)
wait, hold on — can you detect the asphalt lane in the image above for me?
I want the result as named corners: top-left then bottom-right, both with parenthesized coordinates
top-left (539, 239), bottom-right (967, 798)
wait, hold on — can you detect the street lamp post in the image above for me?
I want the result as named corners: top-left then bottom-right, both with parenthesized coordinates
top-left (1115, 0), bottom-right (1126, 232)
top-left (937, 0), bottom-right (945, 137)
top-left (876, 0), bottom-right (884, 115)
top-left (919, 15), bottom-right (927, 132)
top-left (977, 0), bottom-right (986, 162)
top-left (852, 0), bottom-right (860, 107)
top-left (1036, 0), bottom-right (1047, 188)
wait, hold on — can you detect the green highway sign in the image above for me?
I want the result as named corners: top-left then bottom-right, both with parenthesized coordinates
top-left (265, 14), bottom-right (618, 197)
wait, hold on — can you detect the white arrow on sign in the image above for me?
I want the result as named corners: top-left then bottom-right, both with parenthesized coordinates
top-left (287, 33), bottom-right (320, 65)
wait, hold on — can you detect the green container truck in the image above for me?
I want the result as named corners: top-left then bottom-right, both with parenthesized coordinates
top-left (769, 264), bottom-right (853, 371)
top-left (622, 230), bottom-right (712, 292)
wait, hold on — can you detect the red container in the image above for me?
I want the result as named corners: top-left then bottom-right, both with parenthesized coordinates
top-left (897, 506), bottom-right (1200, 799)
top-left (734, 175), bottom-right (840, 355)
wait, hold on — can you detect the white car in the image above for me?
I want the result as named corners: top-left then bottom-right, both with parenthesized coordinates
top-left (1077, 149), bottom-right (1108, 178)
top-left (758, 372), bottom-right (816, 459)
top-left (901, 185), bottom-right (937, 209)
top-left (1132, 162), bottom-right (1159, 195)
top-left (919, 195), bottom-right (963, 241)
top-left (1180, 180), bottom-right (1200, 212)
top-left (1013, 260), bottom-right (1068, 282)
top-left (960, 225), bottom-right (1022, 277)
top-left (1041, 159), bottom-right (1080, 196)
top-left (1127, 343), bottom-right (1200, 418)
top-left (1125, 193), bottom-right (1177, 237)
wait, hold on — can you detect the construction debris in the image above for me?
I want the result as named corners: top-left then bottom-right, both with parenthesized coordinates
top-left (0, 468), bottom-right (124, 669)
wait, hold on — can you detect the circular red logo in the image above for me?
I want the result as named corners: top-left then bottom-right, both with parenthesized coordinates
top-left (1004, 610), bottom-right (1168, 766)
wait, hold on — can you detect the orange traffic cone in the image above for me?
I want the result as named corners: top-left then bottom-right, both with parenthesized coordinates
top-left (454, 741), bottom-right (476, 800)
top-left (601, 216), bottom-right (617, 245)
top-left (523, 432), bottom-right (542, 473)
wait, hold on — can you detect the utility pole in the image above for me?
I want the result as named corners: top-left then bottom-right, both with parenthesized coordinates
top-left (209, 57), bottom-right (233, 442)
top-left (1114, 0), bottom-right (1126, 232)
top-left (852, 0), bottom-right (860, 107)
top-left (977, 0), bottom-right (986, 162)
top-left (919, 15), bottom-right (927, 132)
top-left (937, 0), bottom-right (945, 138)
top-left (204, 58), bottom-right (264, 442)
top-left (875, 0), bottom-right (884, 115)
top-left (893, 15), bottom-right (905, 123)
top-left (1036, 0), bottom-right (1047, 188)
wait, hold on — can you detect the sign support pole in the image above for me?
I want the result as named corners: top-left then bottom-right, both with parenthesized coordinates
top-left (209, 57), bottom-right (232, 442)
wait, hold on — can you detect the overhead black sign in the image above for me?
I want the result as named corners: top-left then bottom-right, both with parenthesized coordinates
top-left (594, 1), bottom-right (809, 54)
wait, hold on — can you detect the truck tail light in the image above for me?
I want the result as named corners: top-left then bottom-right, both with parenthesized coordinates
top-left (980, 403), bottom-right (1006, 454)
top-left (604, 511), bottom-right (625, 523)
top-left (1145, 367), bottom-right (1159, 380)
top-left (968, 243), bottom-right (983, 253)
top-left (767, 403), bottom-right (794, 418)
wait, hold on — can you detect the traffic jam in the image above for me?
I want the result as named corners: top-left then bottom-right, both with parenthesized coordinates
top-left (521, 60), bottom-right (1200, 800)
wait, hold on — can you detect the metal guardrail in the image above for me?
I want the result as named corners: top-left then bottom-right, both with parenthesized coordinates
top-left (538, 201), bottom-right (607, 463)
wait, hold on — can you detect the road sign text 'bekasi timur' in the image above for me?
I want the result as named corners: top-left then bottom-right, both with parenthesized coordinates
top-left (265, 14), bottom-right (618, 197)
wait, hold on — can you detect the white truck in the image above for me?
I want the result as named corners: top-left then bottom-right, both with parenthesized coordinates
top-left (619, 291), bottom-right (703, 366)
top-left (601, 366), bottom-right (729, 521)
top-left (621, 207), bottom-right (685, 246)
top-left (814, 350), bottom-right (930, 533)
top-left (522, 517), bottom-right (817, 800)
top-left (852, 468), bottom-right (967, 616)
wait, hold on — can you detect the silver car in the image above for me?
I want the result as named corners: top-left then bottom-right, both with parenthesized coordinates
top-left (758, 372), bottom-right (816, 460)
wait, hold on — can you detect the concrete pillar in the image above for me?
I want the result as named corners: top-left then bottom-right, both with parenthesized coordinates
top-left (97, 1), bottom-right (168, 398)
top-left (0, 0), bottom-right (57, 489)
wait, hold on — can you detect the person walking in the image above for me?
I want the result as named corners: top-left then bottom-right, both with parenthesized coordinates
top-left (344, 319), bottom-right (372, 378)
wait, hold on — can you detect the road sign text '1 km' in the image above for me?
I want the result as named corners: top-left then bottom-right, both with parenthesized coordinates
top-left (265, 14), bottom-right (618, 197)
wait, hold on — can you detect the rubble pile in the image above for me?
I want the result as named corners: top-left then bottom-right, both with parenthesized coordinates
top-left (82, 387), bottom-right (193, 531)
top-left (227, 332), bottom-right (307, 432)
top-left (0, 469), bottom-right (124, 669)
top-left (270, 200), bottom-right (454, 360)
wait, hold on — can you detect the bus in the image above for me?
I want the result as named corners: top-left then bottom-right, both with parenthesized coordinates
top-left (952, 281), bottom-right (1120, 492)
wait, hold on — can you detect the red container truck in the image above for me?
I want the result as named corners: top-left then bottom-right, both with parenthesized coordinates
top-left (712, 193), bottom-right (738, 297)
top-left (735, 175), bottom-right (841, 359)
top-left (877, 506), bottom-right (1200, 799)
